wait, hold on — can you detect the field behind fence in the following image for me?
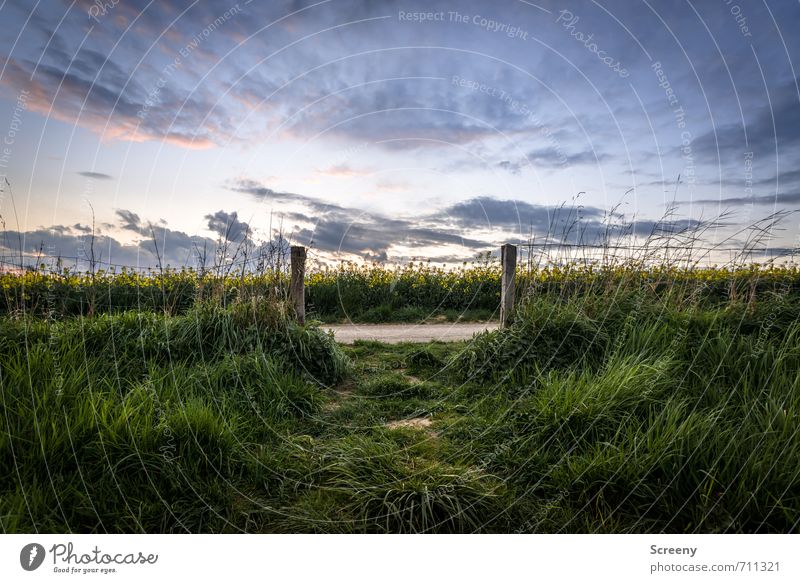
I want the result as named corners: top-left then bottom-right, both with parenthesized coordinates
top-left (1, 259), bottom-right (799, 321)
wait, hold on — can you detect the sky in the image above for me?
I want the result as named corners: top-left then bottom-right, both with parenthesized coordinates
top-left (0, 0), bottom-right (798, 270)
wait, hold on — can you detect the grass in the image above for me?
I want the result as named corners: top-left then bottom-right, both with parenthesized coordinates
top-left (1, 286), bottom-right (799, 533)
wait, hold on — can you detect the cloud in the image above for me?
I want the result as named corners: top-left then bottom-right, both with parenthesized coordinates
top-left (691, 76), bottom-right (800, 164)
top-left (1, 0), bottom-right (797, 212)
top-left (205, 210), bottom-right (250, 241)
top-left (693, 192), bottom-right (800, 206)
top-left (315, 163), bottom-right (367, 178)
top-left (78, 171), bottom-right (114, 180)
top-left (528, 147), bottom-right (610, 166)
top-left (438, 195), bottom-right (605, 235)
top-left (71, 223), bottom-right (93, 234)
top-left (230, 179), bottom-right (352, 215)
top-left (0, 2), bottom-right (579, 153)
top-left (0, 188), bottom-right (757, 271)
top-left (142, 225), bottom-right (212, 266)
top-left (0, 52), bottom-right (218, 149)
top-left (290, 218), bottom-right (489, 263)
top-left (115, 209), bottom-right (145, 234)
top-left (754, 169), bottom-right (800, 187)
top-left (497, 160), bottom-right (522, 174)
top-left (0, 225), bottom-right (186, 270)
top-left (375, 177), bottom-right (410, 192)
top-left (230, 178), bottom-right (496, 260)
top-left (496, 148), bottom-right (611, 174)
top-left (229, 179), bottom-right (643, 259)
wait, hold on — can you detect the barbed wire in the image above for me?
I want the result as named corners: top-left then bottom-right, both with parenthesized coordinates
top-left (1, 243), bottom-right (797, 275)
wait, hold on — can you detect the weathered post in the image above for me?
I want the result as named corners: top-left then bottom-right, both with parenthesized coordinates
top-left (290, 246), bottom-right (306, 325)
top-left (500, 243), bottom-right (517, 328)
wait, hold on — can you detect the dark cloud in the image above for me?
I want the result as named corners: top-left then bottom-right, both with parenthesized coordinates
top-left (755, 169), bottom-right (800, 187)
top-left (526, 147), bottom-right (610, 166)
top-left (235, 182), bottom-right (713, 258)
top-left (694, 193), bottom-right (800, 207)
top-left (497, 160), bottom-right (522, 174)
top-left (232, 179), bottom-right (629, 258)
top-left (438, 195), bottom-right (604, 234)
top-left (1, 226), bottom-right (160, 269)
top-left (691, 77), bottom-right (800, 164)
top-left (232, 179), bottom-right (495, 259)
top-left (230, 179), bottom-right (351, 215)
top-left (495, 148), bottom-right (611, 175)
top-left (205, 210), bottom-right (250, 242)
top-left (78, 171), bottom-right (113, 180)
top-left (71, 223), bottom-right (92, 234)
top-left (115, 209), bottom-right (145, 234)
top-left (142, 224), bottom-right (212, 266)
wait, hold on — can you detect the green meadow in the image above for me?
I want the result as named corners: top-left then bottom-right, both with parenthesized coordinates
top-left (1, 269), bottom-right (799, 533)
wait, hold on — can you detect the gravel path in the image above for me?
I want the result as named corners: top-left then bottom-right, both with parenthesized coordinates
top-left (324, 322), bottom-right (499, 344)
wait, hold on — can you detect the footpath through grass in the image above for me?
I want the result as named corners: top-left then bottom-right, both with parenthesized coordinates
top-left (1, 291), bottom-right (799, 533)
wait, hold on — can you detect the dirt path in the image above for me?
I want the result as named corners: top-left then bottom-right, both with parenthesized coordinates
top-left (325, 322), bottom-right (499, 344)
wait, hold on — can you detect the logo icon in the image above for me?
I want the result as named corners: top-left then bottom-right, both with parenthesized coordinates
top-left (20, 543), bottom-right (46, 571)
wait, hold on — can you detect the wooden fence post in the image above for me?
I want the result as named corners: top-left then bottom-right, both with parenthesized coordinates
top-left (500, 243), bottom-right (517, 328)
top-left (290, 246), bottom-right (306, 325)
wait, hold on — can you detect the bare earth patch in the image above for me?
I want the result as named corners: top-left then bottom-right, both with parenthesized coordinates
top-left (385, 417), bottom-right (434, 431)
top-left (321, 400), bottom-right (343, 412)
top-left (322, 380), bottom-right (357, 412)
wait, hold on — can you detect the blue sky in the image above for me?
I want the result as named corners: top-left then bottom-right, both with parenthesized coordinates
top-left (0, 0), bottom-right (798, 268)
